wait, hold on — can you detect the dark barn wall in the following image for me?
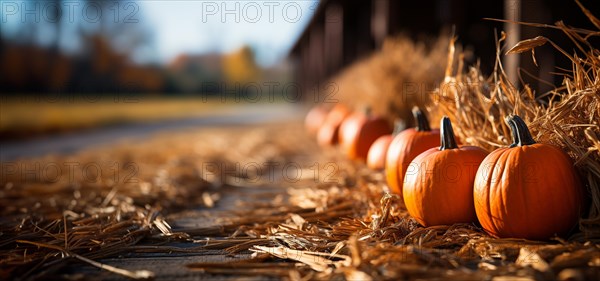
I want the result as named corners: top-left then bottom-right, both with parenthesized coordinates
top-left (291, 0), bottom-right (504, 95)
top-left (291, 0), bottom-right (600, 99)
top-left (517, 0), bottom-right (600, 94)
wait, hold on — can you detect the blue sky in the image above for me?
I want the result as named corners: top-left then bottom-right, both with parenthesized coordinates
top-left (138, 0), bottom-right (318, 65)
top-left (0, 0), bottom-right (319, 66)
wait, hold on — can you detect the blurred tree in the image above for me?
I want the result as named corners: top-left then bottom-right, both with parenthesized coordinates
top-left (74, 0), bottom-right (147, 55)
top-left (45, 0), bottom-right (63, 50)
top-left (167, 54), bottom-right (224, 94)
top-left (47, 0), bottom-right (72, 91)
top-left (73, 0), bottom-right (157, 92)
top-left (223, 46), bottom-right (261, 84)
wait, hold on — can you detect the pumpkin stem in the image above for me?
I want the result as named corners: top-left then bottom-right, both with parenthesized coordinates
top-left (392, 119), bottom-right (406, 136)
top-left (440, 116), bottom-right (459, 150)
top-left (506, 115), bottom-right (536, 147)
top-left (362, 106), bottom-right (372, 117)
top-left (412, 107), bottom-right (431, 132)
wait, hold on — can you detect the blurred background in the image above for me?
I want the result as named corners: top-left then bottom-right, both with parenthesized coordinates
top-left (1, 0), bottom-right (318, 141)
top-left (1, 0), bottom-right (598, 147)
top-left (1, 0), bottom-right (313, 94)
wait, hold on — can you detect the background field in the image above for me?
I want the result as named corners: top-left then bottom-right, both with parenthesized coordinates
top-left (0, 96), bottom-right (293, 139)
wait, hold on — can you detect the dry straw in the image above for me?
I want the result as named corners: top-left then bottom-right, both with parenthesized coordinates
top-left (2, 3), bottom-right (600, 280)
top-left (2, 121), bottom-right (600, 280)
top-left (0, 124), bottom-right (320, 279)
top-left (431, 1), bottom-right (600, 238)
top-left (328, 34), bottom-right (454, 125)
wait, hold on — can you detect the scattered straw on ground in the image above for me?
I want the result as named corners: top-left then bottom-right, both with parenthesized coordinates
top-left (2, 121), bottom-right (600, 280)
top-left (3, 4), bottom-right (600, 280)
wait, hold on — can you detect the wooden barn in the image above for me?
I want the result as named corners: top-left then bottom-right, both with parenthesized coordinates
top-left (290, 0), bottom-right (600, 95)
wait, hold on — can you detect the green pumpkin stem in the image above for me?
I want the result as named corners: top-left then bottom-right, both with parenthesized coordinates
top-left (440, 116), bottom-right (459, 150)
top-left (506, 115), bottom-right (536, 147)
top-left (412, 107), bottom-right (431, 132)
top-left (392, 119), bottom-right (407, 136)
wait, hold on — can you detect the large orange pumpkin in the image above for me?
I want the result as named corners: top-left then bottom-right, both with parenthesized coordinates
top-left (367, 120), bottom-right (406, 170)
top-left (385, 107), bottom-right (440, 195)
top-left (339, 108), bottom-right (391, 161)
top-left (474, 115), bottom-right (584, 240)
top-left (305, 105), bottom-right (329, 136)
top-left (403, 117), bottom-right (488, 226)
top-left (317, 104), bottom-right (351, 147)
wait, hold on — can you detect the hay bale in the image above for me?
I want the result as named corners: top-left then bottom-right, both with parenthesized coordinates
top-left (328, 35), bottom-right (454, 125)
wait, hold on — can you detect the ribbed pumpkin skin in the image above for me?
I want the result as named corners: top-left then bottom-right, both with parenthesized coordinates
top-left (404, 146), bottom-right (487, 226)
top-left (339, 113), bottom-right (391, 161)
top-left (474, 144), bottom-right (583, 240)
top-left (316, 105), bottom-right (350, 147)
top-left (367, 135), bottom-right (393, 170)
top-left (385, 128), bottom-right (440, 195)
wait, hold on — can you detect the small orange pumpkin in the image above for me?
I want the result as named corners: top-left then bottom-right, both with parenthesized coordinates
top-left (317, 104), bottom-right (351, 147)
top-left (367, 120), bottom-right (406, 170)
top-left (305, 105), bottom-right (329, 136)
top-left (339, 107), bottom-right (391, 161)
top-left (474, 115), bottom-right (584, 240)
top-left (367, 135), bottom-right (393, 170)
top-left (403, 117), bottom-right (488, 226)
top-left (385, 107), bottom-right (440, 195)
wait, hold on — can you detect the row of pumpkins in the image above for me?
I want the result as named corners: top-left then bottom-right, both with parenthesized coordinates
top-left (305, 104), bottom-right (584, 240)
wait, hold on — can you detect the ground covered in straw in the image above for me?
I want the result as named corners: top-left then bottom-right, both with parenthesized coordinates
top-left (1, 121), bottom-right (600, 281)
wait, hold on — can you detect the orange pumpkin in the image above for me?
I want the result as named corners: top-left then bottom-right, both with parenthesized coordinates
top-left (305, 105), bottom-right (329, 136)
top-left (367, 120), bottom-right (406, 170)
top-left (474, 115), bottom-right (584, 240)
top-left (367, 135), bottom-right (393, 170)
top-left (317, 104), bottom-right (351, 147)
top-left (339, 108), bottom-right (391, 161)
top-left (403, 117), bottom-right (488, 226)
top-left (385, 107), bottom-right (440, 195)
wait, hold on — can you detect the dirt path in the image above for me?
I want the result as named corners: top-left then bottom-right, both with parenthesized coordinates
top-left (0, 104), bottom-right (303, 161)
